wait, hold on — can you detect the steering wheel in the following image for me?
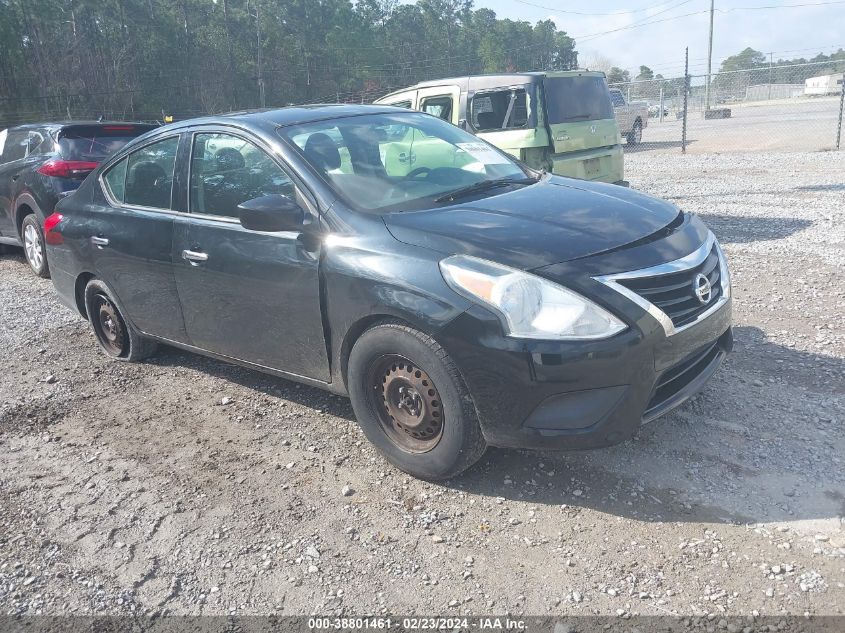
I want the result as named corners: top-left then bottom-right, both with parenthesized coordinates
top-left (405, 167), bottom-right (432, 179)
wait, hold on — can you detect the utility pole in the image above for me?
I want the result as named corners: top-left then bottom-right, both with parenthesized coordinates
top-left (256, 1), bottom-right (265, 108)
top-left (704, 0), bottom-right (715, 111)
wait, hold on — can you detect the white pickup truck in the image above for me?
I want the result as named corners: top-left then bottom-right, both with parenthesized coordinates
top-left (609, 88), bottom-right (649, 146)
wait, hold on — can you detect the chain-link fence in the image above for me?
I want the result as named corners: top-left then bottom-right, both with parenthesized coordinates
top-left (609, 61), bottom-right (845, 154)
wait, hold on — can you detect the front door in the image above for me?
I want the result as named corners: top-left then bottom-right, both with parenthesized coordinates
top-left (172, 130), bottom-right (328, 381)
top-left (417, 86), bottom-right (461, 125)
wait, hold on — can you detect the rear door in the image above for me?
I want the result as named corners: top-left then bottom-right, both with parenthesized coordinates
top-left (543, 74), bottom-right (620, 154)
top-left (172, 129), bottom-right (328, 380)
top-left (91, 134), bottom-right (189, 342)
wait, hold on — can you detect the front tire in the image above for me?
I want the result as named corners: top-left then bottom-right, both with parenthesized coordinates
top-left (347, 323), bottom-right (486, 480)
top-left (21, 214), bottom-right (50, 278)
top-left (84, 279), bottom-right (157, 361)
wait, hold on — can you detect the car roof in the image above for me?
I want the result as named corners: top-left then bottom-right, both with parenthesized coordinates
top-left (6, 121), bottom-right (158, 132)
top-left (154, 104), bottom-right (416, 133)
top-left (378, 70), bottom-right (607, 100)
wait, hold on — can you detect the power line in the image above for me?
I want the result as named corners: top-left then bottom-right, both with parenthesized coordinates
top-left (509, 0), bottom-right (694, 16)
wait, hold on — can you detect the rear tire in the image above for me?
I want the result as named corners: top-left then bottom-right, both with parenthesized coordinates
top-left (347, 323), bottom-right (486, 480)
top-left (84, 279), bottom-right (157, 361)
top-left (626, 120), bottom-right (643, 146)
top-left (21, 214), bottom-right (50, 278)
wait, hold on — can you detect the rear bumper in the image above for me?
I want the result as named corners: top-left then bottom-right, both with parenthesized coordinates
top-left (438, 294), bottom-right (732, 452)
top-left (46, 246), bottom-right (85, 318)
top-left (551, 145), bottom-right (624, 184)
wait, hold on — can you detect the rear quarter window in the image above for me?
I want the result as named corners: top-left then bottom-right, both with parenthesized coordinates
top-left (470, 88), bottom-right (528, 131)
top-left (103, 157), bottom-right (128, 203)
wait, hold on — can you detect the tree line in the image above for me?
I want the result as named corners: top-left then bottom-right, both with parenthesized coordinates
top-left (0, 0), bottom-right (577, 127)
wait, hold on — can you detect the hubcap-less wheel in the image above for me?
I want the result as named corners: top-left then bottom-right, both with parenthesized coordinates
top-left (24, 223), bottom-right (44, 271)
top-left (368, 355), bottom-right (444, 453)
top-left (91, 293), bottom-right (127, 356)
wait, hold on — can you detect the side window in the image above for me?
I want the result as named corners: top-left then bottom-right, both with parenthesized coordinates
top-left (1, 130), bottom-right (29, 163)
top-left (190, 132), bottom-right (295, 219)
top-left (124, 136), bottom-right (178, 209)
top-left (470, 89), bottom-right (528, 131)
top-left (420, 96), bottom-right (453, 121)
top-left (103, 157), bottom-right (129, 203)
top-left (610, 91), bottom-right (625, 107)
top-left (388, 100), bottom-right (412, 109)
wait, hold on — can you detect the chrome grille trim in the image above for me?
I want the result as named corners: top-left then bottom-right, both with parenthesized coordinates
top-left (593, 232), bottom-right (731, 337)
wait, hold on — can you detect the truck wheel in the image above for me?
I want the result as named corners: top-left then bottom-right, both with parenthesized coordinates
top-left (21, 214), bottom-right (50, 278)
top-left (627, 120), bottom-right (643, 146)
top-left (84, 279), bottom-right (158, 361)
top-left (347, 322), bottom-right (487, 480)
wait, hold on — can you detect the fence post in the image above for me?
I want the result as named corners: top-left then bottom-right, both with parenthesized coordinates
top-left (659, 85), bottom-right (664, 123)
top-left (837, 71), bottom-right (845, 150)
top-left (682, 47), bottom-right (689, 154)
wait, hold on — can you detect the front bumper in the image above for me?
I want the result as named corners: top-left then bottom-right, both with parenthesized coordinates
top-left (437, 294), bottom-right (732, 452)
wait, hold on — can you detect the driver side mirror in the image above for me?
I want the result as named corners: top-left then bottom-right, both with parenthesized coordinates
top-left (237, 194), bottom-right (304, 232)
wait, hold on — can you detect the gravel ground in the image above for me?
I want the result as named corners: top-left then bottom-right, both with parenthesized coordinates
top-left (0, 151), bottom-right (843, 621)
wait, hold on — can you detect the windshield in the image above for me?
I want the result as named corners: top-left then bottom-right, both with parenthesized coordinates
top-left (279, 113), bottom-right (528, 213)
top-left (543, 76), bottom-right (614, 124)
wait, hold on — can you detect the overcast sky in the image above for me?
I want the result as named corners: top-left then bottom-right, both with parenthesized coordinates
top-left (471, 0), bottom-right (845, 78)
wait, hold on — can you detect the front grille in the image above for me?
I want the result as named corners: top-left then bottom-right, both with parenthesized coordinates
top-left (645, 341), bottom-right (722, 416)
top-left (616, 244), bottom-right (722, 328)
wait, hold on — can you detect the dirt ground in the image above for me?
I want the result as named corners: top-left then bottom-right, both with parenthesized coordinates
top-left (631, 97), bottom-right (843, 154)
top-left (0, 150), bottom-right (843, 620)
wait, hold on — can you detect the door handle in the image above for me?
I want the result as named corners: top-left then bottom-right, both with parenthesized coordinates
top-left (11, 173), bottom-right (20, 181)
top-left (182, 249), bottom-right (208, 263)
top-left (90, 236), bottom-right (109, 247)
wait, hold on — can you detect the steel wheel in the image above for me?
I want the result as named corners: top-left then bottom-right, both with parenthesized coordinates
top-left (367, 354), bottom-right (445, 453)
top-left (24, 222), bottom-right (44, 272)
top-left (91, 293), bottom-right (127, 356)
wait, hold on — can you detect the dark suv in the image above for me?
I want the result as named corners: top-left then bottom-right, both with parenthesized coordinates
top-left (0, 122), bottom-right (157, 277)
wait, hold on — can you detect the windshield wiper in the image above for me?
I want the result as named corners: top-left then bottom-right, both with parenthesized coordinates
top-left (434, 177), bottom-right (537, 203)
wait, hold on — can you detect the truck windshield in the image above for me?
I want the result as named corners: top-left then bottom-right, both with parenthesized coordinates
top-left (544, 76), bottom-right (614, 123)
top-left (279, 112), bottom-right (530, 213)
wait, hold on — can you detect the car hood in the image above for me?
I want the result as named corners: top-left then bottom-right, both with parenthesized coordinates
top-left (382, 176), bottom-right (682, 270)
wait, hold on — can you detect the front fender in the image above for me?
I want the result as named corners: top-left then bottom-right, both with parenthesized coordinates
top-left (321, 235), bottom-right (472, 394)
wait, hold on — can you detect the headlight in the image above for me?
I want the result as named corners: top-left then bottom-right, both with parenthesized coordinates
top-left (714, 239), bottom-right (732, 299)
top-left (440, 255), bottom-right (627, 340)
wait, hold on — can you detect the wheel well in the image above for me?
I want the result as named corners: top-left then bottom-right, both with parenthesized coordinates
top-left (74, 272), bottom-right (96, 319)
top-left (339, 314), bottom-right (414, 391)
top-left (15, 204), bottom-right (34, 238)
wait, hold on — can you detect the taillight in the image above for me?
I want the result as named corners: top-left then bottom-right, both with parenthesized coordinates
top-left (37, 160), bottom-right (99, 178)
top-left (44, 212), bottom-right (64, 245)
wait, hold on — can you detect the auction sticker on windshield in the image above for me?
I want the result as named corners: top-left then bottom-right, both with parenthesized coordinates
top-left (456, 142), bottom-right (511, 164)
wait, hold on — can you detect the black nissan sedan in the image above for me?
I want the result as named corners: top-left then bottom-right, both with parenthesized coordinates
top-left (45, 105), bottom-right (732, 480)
